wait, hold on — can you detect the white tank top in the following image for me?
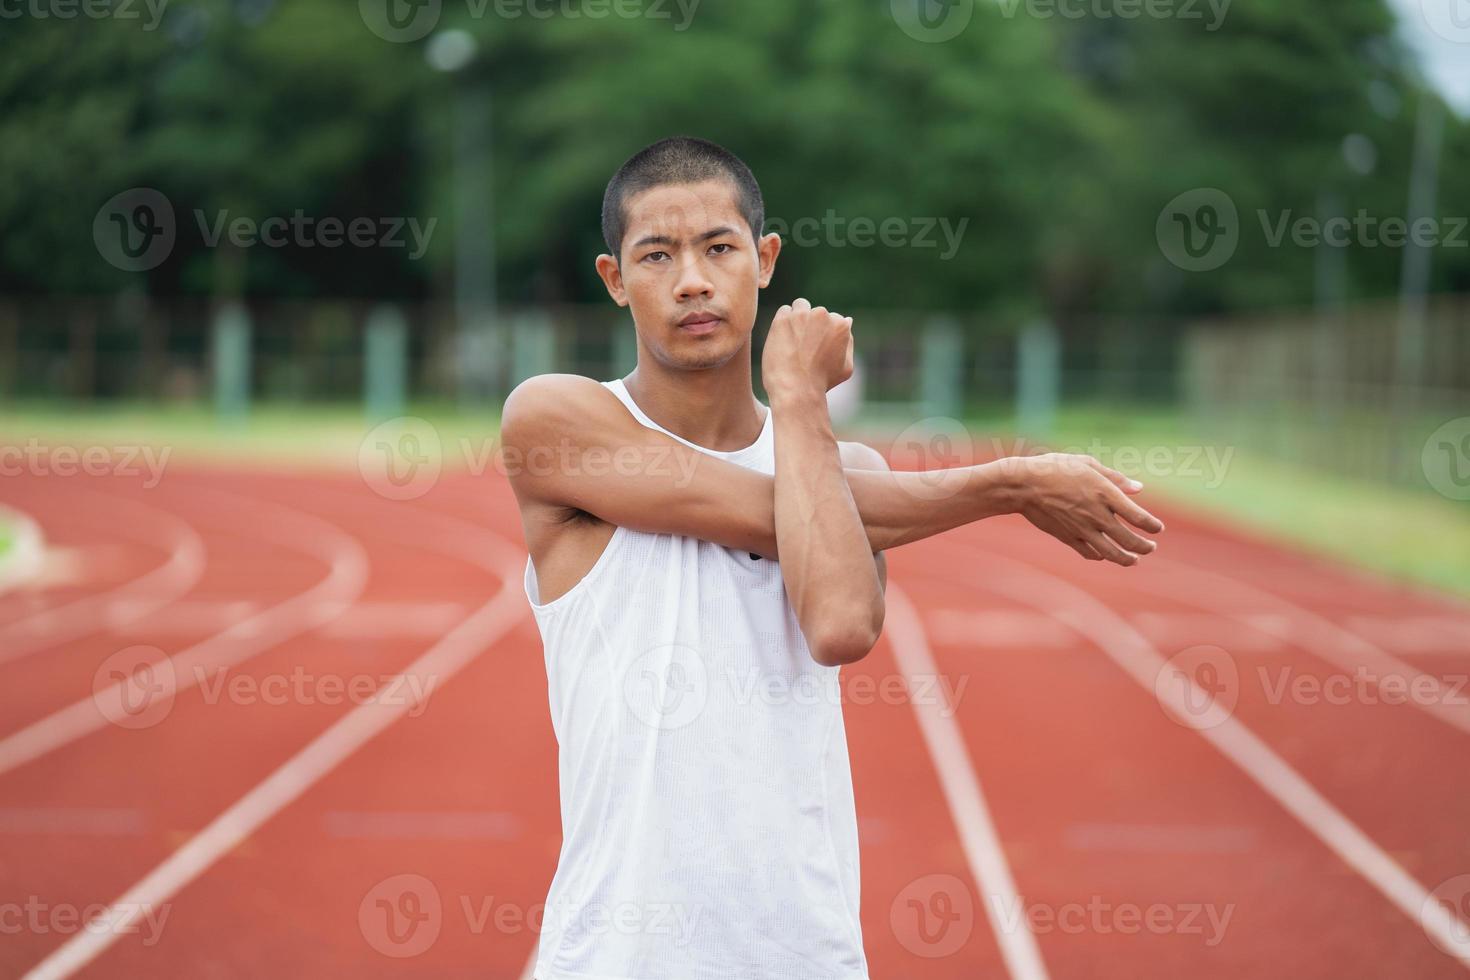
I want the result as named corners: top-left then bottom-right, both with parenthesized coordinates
top-left (524, 378), bottom-right (869, 980)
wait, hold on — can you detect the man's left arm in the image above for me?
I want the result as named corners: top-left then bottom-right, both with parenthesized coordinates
top-left (765, 298), bottom-right (885, 668)
top-left (838, 440), bottom-right (888, 595)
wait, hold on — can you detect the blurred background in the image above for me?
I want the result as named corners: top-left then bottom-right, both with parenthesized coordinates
top-left (3, 1), bottom-right (1470, 977)
top-left (2, 0), bottom-right (1467, 591)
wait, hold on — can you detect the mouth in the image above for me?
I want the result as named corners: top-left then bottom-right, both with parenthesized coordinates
top-left (677, 312), bottom-right (723, 335)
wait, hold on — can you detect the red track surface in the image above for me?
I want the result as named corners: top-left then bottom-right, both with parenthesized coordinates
top-left (1, 465), bottom-right (1468, 978)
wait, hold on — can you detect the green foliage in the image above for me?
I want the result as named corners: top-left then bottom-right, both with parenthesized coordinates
top-left (0, 0), bottom-right (1464, 320)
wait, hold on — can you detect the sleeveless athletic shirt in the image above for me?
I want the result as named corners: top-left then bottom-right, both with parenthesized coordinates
top-left (524, 378), bottom-right (870, 980)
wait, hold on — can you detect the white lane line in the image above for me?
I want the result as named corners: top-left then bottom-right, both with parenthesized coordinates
top-left (103, 599), bottom-right (471, 640)
top-left (927, 608), bottom-right (1077, 650)
top-left (1137, 556), bottom-right (1470, 738)
top-left (1128, 611), bottom-right (1286, 654)
top-left (0, 807), bottom-right (148, 836)
top-left (321, 810), bottom-right (521, 840)
top-left (940, 541), bottom-right (1470, 973)
top-left (0, 492), bottom-right (207, 666)
top-left (20, 511), bottom-right (529, 980)
top-left (0, 491), bottom-right (369, 777)
top-left (1062, 823), bottom-right (1258, 855)
top-left (0, 505), bottom-right (45, 595)
top-left (316, 601), bottom-right (470, 640)
top-left (886, 582), bottom-right (1051, 980)
top-left (106, 600), bottom-right (261, 637)
top-left (1343, 615), bottom-right (1470, 656)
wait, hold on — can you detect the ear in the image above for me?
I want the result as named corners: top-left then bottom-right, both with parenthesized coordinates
top-left (595, 253), bottom-right (628, 307)
top-left (757, 232), bottom-right (781, 289)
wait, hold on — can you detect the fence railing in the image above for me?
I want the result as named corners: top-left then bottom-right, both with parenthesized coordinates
top-left (0, 296), bottom-right (1185, 419)
top-left (1184, 296), bottom-right (1470, 489)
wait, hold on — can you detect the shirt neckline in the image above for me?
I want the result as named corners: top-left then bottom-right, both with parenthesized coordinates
top-left (607, 378), bottom-right (771, 460)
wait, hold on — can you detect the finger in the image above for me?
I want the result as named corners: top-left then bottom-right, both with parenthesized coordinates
top-left (1072, 538), bottom-right (1104, 561)
top-left (793, 297), bottom-right (810, 312)
top-left (1108, 488), bottom-right (1165, 534)
top-left (1086, 456), bottom-right (1143, 493)
top-left (1088, 532), bottom-right (1139, 567)
top-left (1101, 515), bottom-right (1157, 555)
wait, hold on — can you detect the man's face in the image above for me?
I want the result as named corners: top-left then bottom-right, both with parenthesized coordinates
top-left (596, 179), bottom-right (780, 372)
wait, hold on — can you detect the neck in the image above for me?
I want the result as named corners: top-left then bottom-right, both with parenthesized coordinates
top-left (622, 346), bottom-right (768, 452)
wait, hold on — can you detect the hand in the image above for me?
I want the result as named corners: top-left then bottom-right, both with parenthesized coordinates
top-left (762, 297), bottom-right (854, 399)
top-left (1009, 453), bottom-right (1165, 566)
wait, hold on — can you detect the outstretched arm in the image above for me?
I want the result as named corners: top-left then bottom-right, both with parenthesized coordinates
top-left (499, 374), bottom-right (1163, 566)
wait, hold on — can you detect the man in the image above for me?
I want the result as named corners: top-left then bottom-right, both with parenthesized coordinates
top-left (501, 136), bottom-right (1163, 979)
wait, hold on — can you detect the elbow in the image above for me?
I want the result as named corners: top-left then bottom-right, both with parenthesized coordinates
top-left (807, 606), bottom-right (885, 668)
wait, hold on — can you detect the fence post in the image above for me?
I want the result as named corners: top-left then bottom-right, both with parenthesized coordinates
top-left (510, 310), bottom-right (555, 387)
top-left (212, 302), bottom-right (251, 422)
top-left (364, 304), bottom-right (408, 421)
top-left (0, 304), bottom-right (15, 402)
top-left (613, 321), bottom-right (639, 377)
top-left (1016, 318), bottom-right (1059, 438)
top-left (918, 316), bottom-right (963, 418)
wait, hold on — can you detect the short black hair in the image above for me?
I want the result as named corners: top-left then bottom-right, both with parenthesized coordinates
top-left (601, 136), bottom-right (765, 260)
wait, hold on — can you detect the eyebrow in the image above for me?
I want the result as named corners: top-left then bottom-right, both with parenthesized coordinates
top-left (631, 226), bottom-right (738, 251)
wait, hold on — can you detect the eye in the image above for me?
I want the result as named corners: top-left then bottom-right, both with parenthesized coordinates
top-left (708, 243), bottom-right (733, 256)
top-left (643, 250), bottom-right (670, 263)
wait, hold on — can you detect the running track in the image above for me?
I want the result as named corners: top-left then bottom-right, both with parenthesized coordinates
top-left (1, 461), bottom-right (1468, 978)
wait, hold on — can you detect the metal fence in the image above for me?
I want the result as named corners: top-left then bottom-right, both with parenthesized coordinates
top-left (1184, 296), bottom-right (1470, 487)
top-left (0, 296), bottom-right (1185, 418)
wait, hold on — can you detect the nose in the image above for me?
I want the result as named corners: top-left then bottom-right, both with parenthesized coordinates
top-left (673, 254), bottom-right (714, 303)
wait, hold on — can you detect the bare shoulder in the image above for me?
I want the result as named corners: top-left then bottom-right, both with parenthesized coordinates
top-left (500, 373), bottom-right (617, 444)
top-left (838, 440), bottom-right (891, 472)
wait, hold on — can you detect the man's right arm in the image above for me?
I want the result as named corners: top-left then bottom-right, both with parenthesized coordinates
top-left (499, 374), bottom-right (1162, 565)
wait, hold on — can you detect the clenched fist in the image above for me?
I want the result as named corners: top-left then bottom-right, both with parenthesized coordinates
top-left (762, 298), bottom-right (854, 399)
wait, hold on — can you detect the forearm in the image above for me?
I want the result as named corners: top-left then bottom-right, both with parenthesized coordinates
top-left (770, 389), bottom-right (885, 663)
top-left (846, 460), bottom-right (1023, 552)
